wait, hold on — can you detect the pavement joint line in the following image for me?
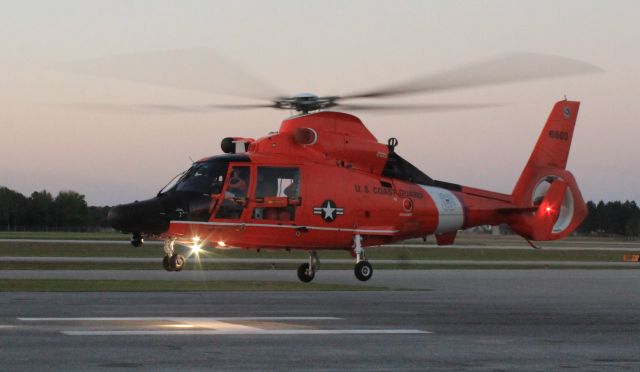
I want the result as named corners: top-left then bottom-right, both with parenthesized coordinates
top-left (60, 329), bottom-right (430, 336)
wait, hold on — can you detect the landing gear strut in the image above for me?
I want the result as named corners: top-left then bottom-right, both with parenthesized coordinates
top-left (353, 234), bottom-right (373, 281)
top-left (297, 250), bottom-right (319, 283)
top-left (162, 238), bottom-right (185, 272)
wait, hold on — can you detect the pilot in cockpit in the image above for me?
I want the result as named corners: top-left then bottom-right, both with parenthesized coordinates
top-left (225, 169), bottom-right (249, 199)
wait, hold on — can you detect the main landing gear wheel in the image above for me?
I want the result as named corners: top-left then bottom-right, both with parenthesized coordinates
top-left (297, 263), bottom-right (315, 283)
top-left (169, 254), bottom-right (185, 272)
top-left (161, 238), bottom-right (185, 272)
top-left (297, 250), bottom-right (319, 283)
top-left (354, 261), bottom-right (373, 282)
top-left (352, 234), bottom-right (373, 281)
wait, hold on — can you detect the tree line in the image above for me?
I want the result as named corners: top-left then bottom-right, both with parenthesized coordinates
top-left (577, 200), bottom-right (640, 237)
top-left (0, 185), bottom-right (639, 236)
top-left (0, 186), bottom-right (110, 231)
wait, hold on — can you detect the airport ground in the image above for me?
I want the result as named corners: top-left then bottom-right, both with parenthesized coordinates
top-left (1, 232), bottom-right (639, 370)
top-left (1, 270), bottom-right (640, 371)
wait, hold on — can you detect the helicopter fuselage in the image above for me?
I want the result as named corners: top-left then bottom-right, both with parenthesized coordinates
top-left (164, 151), bottom-right (521, 250)
top-left (107, 101), bottom-right (587, 280)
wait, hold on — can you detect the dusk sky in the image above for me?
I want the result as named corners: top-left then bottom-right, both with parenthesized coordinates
top-left (1, 0), bottom-right (638, 206)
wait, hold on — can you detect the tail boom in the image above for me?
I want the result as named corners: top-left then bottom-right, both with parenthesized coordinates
top-left (432, 100), bottom-right (587, 241)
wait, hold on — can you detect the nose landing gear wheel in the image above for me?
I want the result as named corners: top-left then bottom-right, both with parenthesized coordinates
top-left (131, 233), bottom-right (144, 247)
top-left (297, 263), bottom-right (315, 283)
top-left (354, 261), bottom-right (373, 281)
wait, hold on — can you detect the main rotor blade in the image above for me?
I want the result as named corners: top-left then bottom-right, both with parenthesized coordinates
top-left (341, 53), bottom-right (603, 99)
top-left (335, 102), bottom-right (504, 112)
top-left (64, 102), bottom-right (276, 114)
top-left (56, 48), bottom-right (283, 100)
top-left (68, 101), bottom-right (501, 115)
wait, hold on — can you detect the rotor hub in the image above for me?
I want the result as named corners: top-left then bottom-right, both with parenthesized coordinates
top-left (274, 93), bottom-right (339, 113)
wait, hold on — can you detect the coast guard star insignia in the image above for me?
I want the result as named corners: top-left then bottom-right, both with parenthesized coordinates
top-left (313, 200), bottom-right (344, 222)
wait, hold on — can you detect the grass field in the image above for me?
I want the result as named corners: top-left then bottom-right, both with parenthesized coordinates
top-left (0, 240), bottom-right (637, 262)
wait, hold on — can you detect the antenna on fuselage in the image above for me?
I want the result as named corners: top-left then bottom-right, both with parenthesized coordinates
top-left (387, 138), bottom-right (399, 154)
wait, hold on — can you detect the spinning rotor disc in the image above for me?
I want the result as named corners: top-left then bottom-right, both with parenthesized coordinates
top-left (60, 49), bottom-right (602, 115)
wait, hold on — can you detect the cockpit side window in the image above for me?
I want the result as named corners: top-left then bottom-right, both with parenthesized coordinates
top-left (215, 165), bottom-right (251, 219)
top-left (224, 167), bottom-right (250, 199)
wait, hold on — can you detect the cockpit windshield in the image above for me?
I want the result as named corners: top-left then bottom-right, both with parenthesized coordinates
top-left (158, 154), bottom-right (250, 196)
top-left (157, 169), bottom-right (188, 195)
top-left (174, 160), bottom-right (229, 194)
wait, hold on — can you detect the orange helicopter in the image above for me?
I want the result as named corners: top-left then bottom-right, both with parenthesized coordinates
top-left (81, 50), bottom-right (600, 282)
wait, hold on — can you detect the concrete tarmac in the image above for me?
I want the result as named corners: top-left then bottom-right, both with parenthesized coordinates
top-left (1, 270), bottom-right (640, 370)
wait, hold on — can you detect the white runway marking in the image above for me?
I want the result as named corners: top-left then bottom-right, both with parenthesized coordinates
top-left (17, 317), bottom-right (430, 336)
top-left (18, 317), bottom-right (341, 321)
top-left (62, 329), bottom-right (429, 336)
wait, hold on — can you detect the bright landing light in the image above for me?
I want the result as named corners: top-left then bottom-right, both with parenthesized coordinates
top-left (217, 241), bottom-right (226, 248)
top-left (190, 236), bottom-right (202, 254)
top-left (163, 324), bottom-right (194, 328)
top-left (190, 243), bottom-right (202, 254)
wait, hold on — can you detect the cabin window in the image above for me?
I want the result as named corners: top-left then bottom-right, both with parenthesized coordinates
top-left (255, 167), bottom-right (300, 198)
top-left (253, 167), bottom-right (300, 221)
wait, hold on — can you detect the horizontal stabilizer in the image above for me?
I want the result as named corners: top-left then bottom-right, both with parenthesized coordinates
top-left (496, 206), bottom-right (538, 215)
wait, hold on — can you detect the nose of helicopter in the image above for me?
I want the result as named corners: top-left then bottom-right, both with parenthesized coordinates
top-left (106, 204), bottom-right (129, 231)
top-left (108, 198), bottom-right (169, 234)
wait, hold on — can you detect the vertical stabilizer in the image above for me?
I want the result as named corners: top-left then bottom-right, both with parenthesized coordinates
top-left (525, 100), bottom-right (579, 170)
top-left (509, 100), bottom-right (587, 241)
